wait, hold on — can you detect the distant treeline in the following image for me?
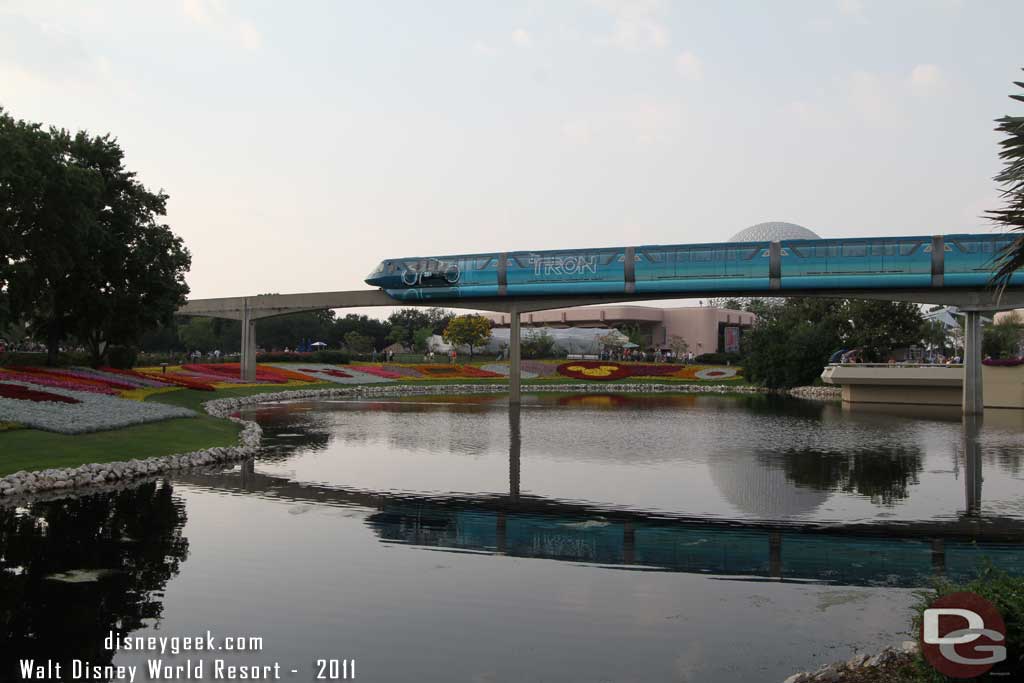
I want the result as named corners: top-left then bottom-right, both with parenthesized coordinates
top-left (146, 308), bottom-right (455, 354)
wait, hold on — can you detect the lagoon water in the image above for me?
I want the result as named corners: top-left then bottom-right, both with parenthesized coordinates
top-left (3, 393), bottom-right (1024, 681)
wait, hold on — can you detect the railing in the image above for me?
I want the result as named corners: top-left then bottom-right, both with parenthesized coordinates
top-left (827, 363), bottom-right (963, 368)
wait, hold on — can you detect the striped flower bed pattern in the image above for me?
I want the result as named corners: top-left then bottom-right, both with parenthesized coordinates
top-left (0, 381), bottom-right (193, 434)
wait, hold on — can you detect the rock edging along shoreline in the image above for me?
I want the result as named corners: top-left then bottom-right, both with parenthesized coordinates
top-left (0, 381), bottom-right (830, 499)
top-left (782, 641), bottom-right (918, 683)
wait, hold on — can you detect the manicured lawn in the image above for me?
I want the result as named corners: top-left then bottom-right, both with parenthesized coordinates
top-left (0, 415), bottom-right (241, 477)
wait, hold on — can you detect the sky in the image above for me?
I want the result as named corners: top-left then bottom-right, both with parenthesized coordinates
top-left (2, 0), bottom-right (1023, 316)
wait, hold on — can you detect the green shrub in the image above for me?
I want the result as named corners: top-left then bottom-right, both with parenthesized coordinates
top-left (911, 563), bottom-right (1024, 680)
top-left (311, 350), bottom-right (350, 364)
top-left (106, 346), bottom-right (138, 369)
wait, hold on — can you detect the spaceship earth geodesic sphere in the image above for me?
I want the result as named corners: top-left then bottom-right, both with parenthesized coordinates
top-left (728, 221), bottom-right (821, 242)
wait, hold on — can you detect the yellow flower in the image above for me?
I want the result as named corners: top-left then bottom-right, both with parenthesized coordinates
top-left (567, 364), bottom-right (620, 377)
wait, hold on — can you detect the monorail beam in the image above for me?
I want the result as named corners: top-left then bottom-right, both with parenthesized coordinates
top-left (181, 286), bottom-right (1024, 322)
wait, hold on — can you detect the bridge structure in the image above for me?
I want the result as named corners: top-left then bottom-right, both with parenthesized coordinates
top-left (179, 282), bottom-right (1024, 414)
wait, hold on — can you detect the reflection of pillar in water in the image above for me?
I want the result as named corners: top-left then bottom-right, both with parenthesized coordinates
top-left (240, 458), bottom-right (255, 488)
top-left (496, 512), bottom-right (507, 554)
top-left (623, 522), bottom-right (635, 565)
top-left (962, 416), bottom-right (983, 516)
top-left (931, 538), bottom-right (945, 575)
top-left (509, 403), bottom-right (521, 500)
top-left (769, 531), bottom-right (782, 579)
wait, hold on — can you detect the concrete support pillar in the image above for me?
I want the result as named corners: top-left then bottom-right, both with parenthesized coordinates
top-left (509, 308), bottom-right (521, 404)
top-left (245, 319), bottom-right (257, 382)
top-left (962, 310), bottom-right (983, 416)
top-left (240, 301), bottom-right (256, 382)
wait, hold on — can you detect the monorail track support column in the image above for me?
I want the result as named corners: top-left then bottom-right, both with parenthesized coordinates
top-left (962, 310), bottom-right (983, 416)
top-left (509, 308), bottom-right (521, 404)
top-left (240, 300), bottom-right (257, 382)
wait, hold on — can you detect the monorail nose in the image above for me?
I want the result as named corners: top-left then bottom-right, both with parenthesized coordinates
top-left (365, 261), bottom-right (390, 287)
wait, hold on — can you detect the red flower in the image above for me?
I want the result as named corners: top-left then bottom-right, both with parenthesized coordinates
top-left (0, 382), bottom-right (80, 404)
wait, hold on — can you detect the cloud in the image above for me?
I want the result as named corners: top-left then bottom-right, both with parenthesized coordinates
top-left (472, 40), bottom-right (498, 56)
top-left (511, 28), bottom-right (532, 47)
top-left (837, 0), bottom-right (866, 20)
top-left (909, 64), bottom-right (944, 95)
top-left (562, 120), bottom-right (594, 144)
top-left (181, 0), bottom-right (262, 50)
top-left (561, 97), bottom-right (683, 146)
top-left (592, 0), bottom-right (670, 50)
top-left (846, 70), bottom-right (887, 123)
top-left (674, 51), bottom-right (702, 80)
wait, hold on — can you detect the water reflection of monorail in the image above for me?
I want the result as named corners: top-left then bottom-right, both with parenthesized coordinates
top-left (367, 505), bottom-right (1024, 587)
top-left (176, 463), bottom-right (1024, 589)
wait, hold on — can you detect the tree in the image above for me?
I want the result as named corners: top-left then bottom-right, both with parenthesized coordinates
top-left (843, 300), bottom-right (924, 361)
top-left (442, 314), bottom-right (492, 359)
top-left (989, 72), bottom-right (1024, 289)
top-left (412, 326), bottom-right (434, 353)
top-left (178, 318), bottom-right (219, 353)
top-left (0, 109), bottom-right (191, 365)
top-left (919, 320), bottom-right (950, 356)
top-left (742, 298), bottom-right (847, 389)
top-left (331, 314), bottom-right (390, 350)
top-left (387, 308), bottom-right (454, 346)
top-left (668, 334), bottom-right (689, 359)
top-left (1, 109), bottom-right (101, 363)
top-left (343, 331), bottom-right (373, 353)
top-left (743, 298), bottom-right (927, 388)
top-left (255, 310), bottom-right (334, 351)
top-left (983, 312), bottom-right (1024, 358)
top-left (521, 329), bottom-right (556, 358)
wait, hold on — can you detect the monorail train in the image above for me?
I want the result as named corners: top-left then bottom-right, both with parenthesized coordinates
top-left (364, 233), bottom-right (1023, 301)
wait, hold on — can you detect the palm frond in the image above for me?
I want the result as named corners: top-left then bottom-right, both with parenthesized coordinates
top-left (988, 72), bottom-right (1024, 294)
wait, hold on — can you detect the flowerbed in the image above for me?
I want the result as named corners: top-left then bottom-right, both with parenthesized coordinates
top-left (0, 382), bottom-right (80, 404)
top-left (413, 365), bottom-right (504, 379)
top-left (555, 362), bottom-right (741, 381)
top-left (300, 368), bottom-right (353, 379)
top-left (0, 368), bottom-right (122, 395)
top-left (349, 365), bottom-right (405, 379)
top-left (0, 381), bottom-right (194, 434)
top-left (557, 362), bottom-right (634, 380)
top-left (480, 363), bottom-right (540, 380)
top-left (269, 364), bottom-right (394, 384)
top-left (182, 363), bottom-right (317, 384)
top-left (983, 357), bottom-right (1024, 367)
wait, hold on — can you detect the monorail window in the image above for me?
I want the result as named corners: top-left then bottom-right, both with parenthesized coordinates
top-left (812, 245), bottom-right (842, 258)
top-left (842, 244), bottom-right (867, 257)
top-left (641, 250), bottom-right (666, 263)
top-left (899, 242), bottom-right (921, 256)
top-left (692, 250), bottom-right (712, 262)
top-left (870, 244), bottom-right (897, 256)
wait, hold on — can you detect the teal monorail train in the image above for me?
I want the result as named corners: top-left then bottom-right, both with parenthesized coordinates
top-left (365, 233), bottom-right (1022, 301)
